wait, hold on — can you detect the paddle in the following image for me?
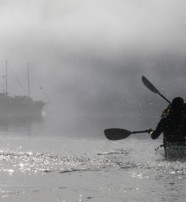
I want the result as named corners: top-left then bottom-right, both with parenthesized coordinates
top-left (104, 128), bottom-right (149, 140)
top-left (142, 76), bottom-right (171, 104)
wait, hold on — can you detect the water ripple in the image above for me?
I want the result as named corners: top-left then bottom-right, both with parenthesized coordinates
top-left (0, 150), bottom-right (116, 174)
top-left (0, 148), bottom-right (186, 175)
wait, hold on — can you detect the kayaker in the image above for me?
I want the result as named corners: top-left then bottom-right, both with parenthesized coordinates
top-left (183, 103), bottom-right (186, 117)
top-left (148, 97), bottom-right (185, 144)
top-left (181, 103), bottom-right (186, 138)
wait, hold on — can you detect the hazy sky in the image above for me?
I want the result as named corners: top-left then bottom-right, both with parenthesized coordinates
top-left (1, 0), bottom-right (186, 135)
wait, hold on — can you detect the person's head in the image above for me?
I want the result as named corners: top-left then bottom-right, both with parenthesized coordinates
top-left (171, 97), bottom-right (184, 112)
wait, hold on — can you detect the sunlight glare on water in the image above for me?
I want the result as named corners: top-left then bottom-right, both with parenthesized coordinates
top-left (0, 134), bottom-right (185, 202)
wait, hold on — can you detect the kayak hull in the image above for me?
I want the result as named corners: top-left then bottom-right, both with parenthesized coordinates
top-left (156, 143), bottom-right (186, 160)
top-left (165, 143), bottom-right (186, 160)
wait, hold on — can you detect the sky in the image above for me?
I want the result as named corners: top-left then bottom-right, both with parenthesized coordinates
top-left (1, 0), bottom-right (186, 136)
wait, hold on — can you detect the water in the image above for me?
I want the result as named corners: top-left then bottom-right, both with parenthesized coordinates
top-left (0, 117), bottom-right (186, 202)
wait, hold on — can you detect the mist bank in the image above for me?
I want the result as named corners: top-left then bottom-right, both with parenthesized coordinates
top-left (0, 1), bottom-right (186, 136)
top-left (42, 52), bottom-right (186, 137)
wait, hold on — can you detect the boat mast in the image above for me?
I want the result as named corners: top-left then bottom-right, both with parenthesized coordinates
top-left (5, 60), bottom-right (8, 95)
top-left (27, 62), bottom-right (30, 98)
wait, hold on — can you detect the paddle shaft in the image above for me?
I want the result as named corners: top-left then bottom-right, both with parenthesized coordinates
top-left (158, 92), bottom-right (171, 104)
top-left (131, 130), bottom-right (149, 134)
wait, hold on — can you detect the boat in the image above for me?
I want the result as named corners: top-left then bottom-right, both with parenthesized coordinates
top-left (0, 61), bottom-right (46, 118)
top-left (156, 142), bottom-right (186, 160)
top-left (0, 93), bottom-right (46, 117)
top-left (164, 142), bottom-right (186, 160)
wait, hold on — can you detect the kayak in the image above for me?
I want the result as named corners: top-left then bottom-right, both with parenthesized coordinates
top-left (165, 142), bottom-right (186, 160)
top-left (156, 142), bottom-right (186, 160)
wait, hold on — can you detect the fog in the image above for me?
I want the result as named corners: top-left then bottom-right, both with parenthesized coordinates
top-left (0, 0), bottom-right (186, 136)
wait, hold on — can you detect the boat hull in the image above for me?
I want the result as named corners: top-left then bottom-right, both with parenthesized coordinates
top-left (0, 94), bottom-right (46, 118)
top-left (165, 143), bottom-right (186, 160)
top-left (156, 143), bottom-right (186, 160)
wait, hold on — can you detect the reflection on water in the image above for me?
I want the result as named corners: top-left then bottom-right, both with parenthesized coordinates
top-left (0, 114), bottom-right (44, 135)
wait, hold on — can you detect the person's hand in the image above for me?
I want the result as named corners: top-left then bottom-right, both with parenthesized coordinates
top-left (147, 128), bottom-right (154, 134)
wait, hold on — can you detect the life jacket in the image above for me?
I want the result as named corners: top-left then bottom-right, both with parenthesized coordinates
top-left (163, 112), bottom-right (185, 143)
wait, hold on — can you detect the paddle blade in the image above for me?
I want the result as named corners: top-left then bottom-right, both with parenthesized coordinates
top-left (104, 128), bottom-right (131, 140)
top-left (142, 76), bottom-right (159, 94)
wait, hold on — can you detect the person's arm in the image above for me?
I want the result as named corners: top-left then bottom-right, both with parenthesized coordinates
top-left (149, 118), bottom-right (166, 139)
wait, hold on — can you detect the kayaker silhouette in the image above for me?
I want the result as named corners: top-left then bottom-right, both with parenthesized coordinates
top-left (148, 97), bottom-right (186, 145)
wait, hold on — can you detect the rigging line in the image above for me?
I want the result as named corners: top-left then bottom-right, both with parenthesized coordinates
top-left (29, 67), bottom-right (50, 103)
top-left (0, 81), bottom-right (4, 92)
top-left (8, 65), bottom-right (26, 94)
